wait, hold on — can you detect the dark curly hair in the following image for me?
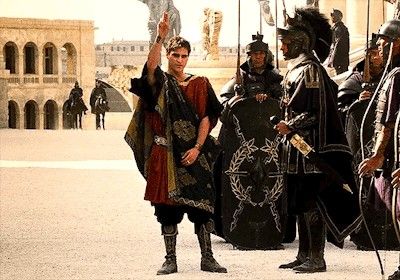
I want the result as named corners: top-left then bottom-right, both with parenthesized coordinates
top-left (165, 36), bottom-right (191, 55)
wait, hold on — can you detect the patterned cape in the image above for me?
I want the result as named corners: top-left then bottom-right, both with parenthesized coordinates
top-left (125, 64), bottom-right (222, 213)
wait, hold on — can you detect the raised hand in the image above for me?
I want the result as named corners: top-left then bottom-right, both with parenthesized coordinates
top-left (157, 11), bottom-right (170, 41)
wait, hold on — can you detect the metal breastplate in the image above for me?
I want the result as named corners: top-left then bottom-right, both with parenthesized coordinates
top-left (375, 73), bottom-right (394, 135)
top-left (243, 73), bottom-right (267, 98)
top-left (283, 65), bottom-right (306, 121)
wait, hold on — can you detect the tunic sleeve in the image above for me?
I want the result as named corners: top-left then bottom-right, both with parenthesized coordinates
top-left (129, 63), bottom-right (164, 110)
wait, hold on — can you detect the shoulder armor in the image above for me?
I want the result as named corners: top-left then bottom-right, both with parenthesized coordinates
top-left (304, 63), bottom-right (320, 89)
top-left (220, 78), bottom-right (236, 96)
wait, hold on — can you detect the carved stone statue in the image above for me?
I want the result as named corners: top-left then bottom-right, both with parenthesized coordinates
top-left (306, 0), bottom-right (319, 8)
top-left (137, 0), bottom-right (181, 45)
top-left (258, 0), bottom-right (274, 26)
top-left (201, 8), bottom-right (223, 61)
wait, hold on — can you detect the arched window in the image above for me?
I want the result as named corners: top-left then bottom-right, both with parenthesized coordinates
top-left (3, 42), bottom-right (19, 74)
top-left (8, 100), bottom-right (20, 129)
top-left (43, 42), bottom-right (58, 75)
top-left (24, 100), bottom-right (39, 129)
top-left (23, 42), bottom-right (38, 74)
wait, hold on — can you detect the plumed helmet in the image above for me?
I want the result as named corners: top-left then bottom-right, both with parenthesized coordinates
top-left (377, 19), bottom-right (400, 41)
top-left (277, 7), bottom-right (332, 62)
top-left (330, 9), bottom-right (343, 21)
top-left (246, 33), bottom-right (269, 54)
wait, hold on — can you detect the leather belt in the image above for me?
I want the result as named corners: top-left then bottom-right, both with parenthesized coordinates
top-left (154, 135), bottom-right (168, 147)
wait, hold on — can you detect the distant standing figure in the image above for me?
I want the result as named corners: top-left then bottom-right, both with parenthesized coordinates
top-left (137, 0), bottom-right (181, 46)
top-left (326, 9), bottom-right (350, 75)
top-left (90, 80), bottom-right (109, 130)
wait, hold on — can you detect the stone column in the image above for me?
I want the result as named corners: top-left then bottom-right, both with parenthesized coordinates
top-left (0, 54), bottom-right (10, 128)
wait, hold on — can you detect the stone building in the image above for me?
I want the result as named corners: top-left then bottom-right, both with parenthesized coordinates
top-left (0, 17), bottom-right (95, 129)
top-left (95, 40), bottom-right (247, 68)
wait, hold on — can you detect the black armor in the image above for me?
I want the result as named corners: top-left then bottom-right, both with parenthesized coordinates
top-left (277, 7), bottom-right (361, 273)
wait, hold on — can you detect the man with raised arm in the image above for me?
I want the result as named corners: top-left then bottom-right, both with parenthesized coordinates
top-left (125, 12), bottom-right (226, 275)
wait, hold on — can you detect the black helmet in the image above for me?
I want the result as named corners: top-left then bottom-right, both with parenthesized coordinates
top-left (377, 19), bottom-right (400, 41)
top-left (337, 77), bottom-right (362, 107)
top-left (330, 9), bottom-right (343, 21)
top-left (246, 33), bottom-right (269, 54)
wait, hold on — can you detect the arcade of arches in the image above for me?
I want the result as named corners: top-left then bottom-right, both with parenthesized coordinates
top-left (0, 17), bottom-right (96, 129)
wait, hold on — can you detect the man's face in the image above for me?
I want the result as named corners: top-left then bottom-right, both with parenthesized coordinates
top-left (368, 49), bottom-right (384, 75)
top-left (280, 39), bottom-right (290, 60)
top-left (368, 49), bottom-right (383, 67)
top-left (167, 47), bottom-right (189, 74)
top-left (249, 51), bottom-right (266, 69)
top-left (377, 36), bottom-right (390, 58)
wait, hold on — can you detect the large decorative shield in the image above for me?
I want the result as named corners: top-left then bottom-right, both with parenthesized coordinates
top-left (216, 97), bottom-right (285, 249)
top-left (347, 100), bottom-right (400, 250)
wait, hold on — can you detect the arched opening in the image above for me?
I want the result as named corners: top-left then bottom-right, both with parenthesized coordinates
top-left (43, 42), bottom-right (58, 75)
top-left (23, 42), bottom-right (38, 74)
top-left (96, 79), bottom-right (132, 112)
top-left (62, 43), bottom-right (77, 74)
top-left (8, 100), bottom-right (20, 129)
top-left (24, 100), bottom-right (39, 129)
top-left (44, 100), bottom-right (58, 130)
top-left (62, 100), bottom-right (72, 129)
top-left (3, 42), bottom-right (19, 74)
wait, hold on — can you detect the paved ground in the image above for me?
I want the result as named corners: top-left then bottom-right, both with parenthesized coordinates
top-left (1, 129), bottom-right (400, 280)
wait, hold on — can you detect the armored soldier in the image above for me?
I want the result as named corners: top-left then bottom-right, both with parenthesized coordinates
top-left (337, 36), bottom-right (384, 123)
top-left (220, 33), bottom-right (282, 106)
top-left (214, 34), bottom-right (285, 250)
top-left (275, 8), bottom-right (360, 273)
top-left (326, 9), bottom-right (350, 75)
top-left (357, 19), bottom-right (400, 280)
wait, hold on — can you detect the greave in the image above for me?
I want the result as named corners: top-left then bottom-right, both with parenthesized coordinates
top-left (157, 225), bottom-right (178, 275)
top-left (196, 220), bottom-right (227, 273)
top-left (297, 213), bottom-right (310, 262)
top-left (293, 209), bottom-right (326, 273)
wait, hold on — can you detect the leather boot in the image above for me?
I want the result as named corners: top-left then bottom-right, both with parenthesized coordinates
top-left (157, 225), bottom-right (178, 275)
top-left (293, 209), bottom-right (327, 273)
top-left (196, 220), bottom-right (227, 273)
top-left (279, 214), bottom-right (308, 269)
top-left (388, 266), bottom-right (400, 280)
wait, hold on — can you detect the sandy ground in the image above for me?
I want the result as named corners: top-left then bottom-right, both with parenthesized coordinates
top-left (1, 129), bottom-right (400, 280)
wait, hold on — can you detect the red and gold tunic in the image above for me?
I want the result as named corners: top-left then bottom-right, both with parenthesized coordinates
top-left (144, 75), bottom-right (211, 204)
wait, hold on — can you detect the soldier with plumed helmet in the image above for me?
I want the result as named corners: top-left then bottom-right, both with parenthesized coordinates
top-left (275, 7), bottom-right (361, 273)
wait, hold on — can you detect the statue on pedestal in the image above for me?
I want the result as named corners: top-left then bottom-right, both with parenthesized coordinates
top-left (137, 0), bottom-right (181, 45)
top-left (201, 8), bottom-right (223, 61)
top-left (258, 0), bottom-right (274, 26)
